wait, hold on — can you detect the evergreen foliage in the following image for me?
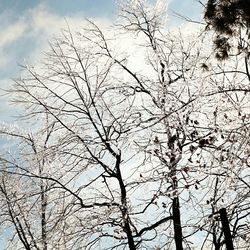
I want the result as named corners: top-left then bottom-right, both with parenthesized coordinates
top-left (204, 0), bottom-right (250, 59)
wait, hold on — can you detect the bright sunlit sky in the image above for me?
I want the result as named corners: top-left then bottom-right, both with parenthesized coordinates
top-left (0, 0), bottom-right (203, 122)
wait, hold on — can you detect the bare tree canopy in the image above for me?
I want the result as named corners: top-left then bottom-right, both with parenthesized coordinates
top-left (0, 0), bottom-right (250, 249)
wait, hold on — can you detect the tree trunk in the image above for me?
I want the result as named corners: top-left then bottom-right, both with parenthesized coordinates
top-left (212, 224), bottom-right (221, 250)
top-left (219, 208), bottom-right (234, 250)
top-left (173, 195), bottom-right (183, 250)
top-left (116, 154), bottom-right (136, 250)
top-left (41, 190), bottom-right (47, 250)
top-left (124, 219), bottom-right (136, 250)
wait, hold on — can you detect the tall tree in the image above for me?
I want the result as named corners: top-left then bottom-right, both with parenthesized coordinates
top-left (1, 0), bottom-right (250, 249)
top-left (204, 0), bottom-right (250, 60)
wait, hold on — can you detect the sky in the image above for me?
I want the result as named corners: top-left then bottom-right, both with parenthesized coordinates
top-left (0, 0), bottom-right (203, 122)
top-left (0, 0), bottom-right (203, 105)
top-left (0, 0), bottom-right (204, 156)
top-left (0, 0), bottom-right (204, 248)
top-left (0, 0), bottom-right (202, 134)
top-left (0, 1), bottom-right (203, 125)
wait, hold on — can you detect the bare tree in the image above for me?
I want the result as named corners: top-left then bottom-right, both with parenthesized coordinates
top-left (1, 0), bottom-right (250, 249)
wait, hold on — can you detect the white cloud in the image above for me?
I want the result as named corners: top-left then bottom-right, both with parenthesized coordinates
top-left (27, 4), bottom-right (67, 35)
top-left (24, 3), bottom-right (112, 38)
top-left (0, 3), bottom-right (112, 70)
top-left (0, 22), bottom-right (26, 48)
top-left (0, 54), bottom-right (8, 68)
top-left (0, 21), bottom-right (27, 67)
